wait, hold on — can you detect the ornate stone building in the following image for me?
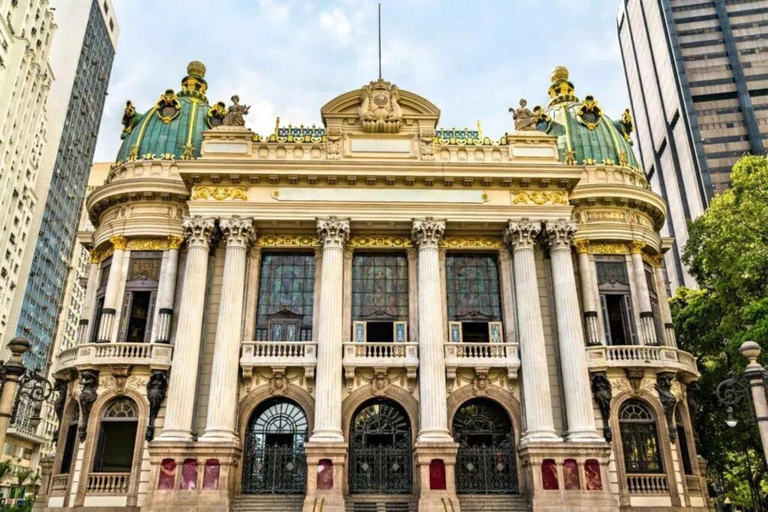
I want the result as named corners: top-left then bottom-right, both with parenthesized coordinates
top-left (39, 62), bottom-right (707, 512)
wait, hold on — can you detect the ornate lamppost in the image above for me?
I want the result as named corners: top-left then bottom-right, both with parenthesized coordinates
top-left (715, 341), bottom-right (768, 465)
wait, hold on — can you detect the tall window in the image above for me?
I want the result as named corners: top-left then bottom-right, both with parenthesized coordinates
top-left (645, 264), bottom-right (665, 343)
top-left (90, 257), bottom-right (111, 342)
top-left (93, 399), bottom-right (138, 473)
top-left (445, 254), bottom-right (502, 343)
top-left (256, 253), bottom-right (315, 341)
top-left (352, 253), bottom-right (408, 342)
top-left (675, 408), bottom-right (693, 476)
top-left (597, 257), bottom-right (636, 346)
top-left (119, 252), bottom-right (161, 343)
top-left (619, 401), bottom-right (662, 474)
top-left (59, 407), bottom-right (79, 474)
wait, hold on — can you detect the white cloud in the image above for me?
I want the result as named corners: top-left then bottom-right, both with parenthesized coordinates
top-left (257, 0), bottom-right (292, 24)
top-left (320, 8), bottom-right (352, 41)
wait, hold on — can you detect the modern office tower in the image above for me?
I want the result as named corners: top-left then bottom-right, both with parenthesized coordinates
top-left (0, 0), bottom-right (54, 352)
top-left (8, 0), bottom-right (118, 373)
top-left (617, 0), bottom-right (768, 291)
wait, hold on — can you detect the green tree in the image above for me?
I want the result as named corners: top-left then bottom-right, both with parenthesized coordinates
top-left (671, 155), bottom-right (768, 508)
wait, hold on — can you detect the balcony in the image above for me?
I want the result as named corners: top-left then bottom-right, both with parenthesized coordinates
top-left (585, 345), bottom-right (699, 381)
top-left (87, 473), bottom-right (130, 494)
top-left (54, 343), bottom-right (174, 376)
top-left (444, 342), bottom-right (521, 387)
top-left (626, 474), bottom-right (669, 495)
top-left (50, 474), bottom-right (69, 497)
top-left (240, 341), bottom-right (317, 390)
top-left (342, 342), bottom-right (419, 392)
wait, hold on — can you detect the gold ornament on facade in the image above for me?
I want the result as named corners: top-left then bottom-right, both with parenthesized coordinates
top-left (547, 66), bottom-right (578, 106)
top-left (121, 101), bottom-right (138, 135)
top-left (574, 239), bottom-right (590, 254)
top-left (629, 240), bottom-right (646, 254)
top-left (190, 186), bottom-right (249, 201)
top-left (255, 234), bottom-right (319, 248)
top-left (441, 235), bottom-right (504, 250)
top-left (511, 190), bottom-right (569, 206)
top-left (358, 79), bottom-right (403, 133)
top-left (576, 95), bottom-right (603, 130)
top-left (168, 235), bottom-right (185, 250)
top-left (642, 252), bottom-right (664, 268)
top-left (587, 243), bottom-right (630, 255)
top-left (154, 89), bottom-right (181, 124)
top-left (89, 246), bottom-right (114, 263)
top-left (125, 238), bottom-right (171, 251)
top-left (206, 101), bottom-right (227, 128)
top-left (109, 236), bottom-right (129, 251)
top-left (620, 109), bottom-right (634, 141)
top-left (564, 150), bottom-right (577, 165)
top-left (348, 235), bottom-right (412, 249)
top-left (181, 144), bottom-right (194, 160)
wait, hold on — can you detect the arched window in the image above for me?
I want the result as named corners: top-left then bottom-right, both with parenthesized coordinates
top-left (93, 398), bottom-right (138, 473)
top-left (59, 406), bottom-right (79, 474)
top-left (619, 401), bottom-right (662, 474)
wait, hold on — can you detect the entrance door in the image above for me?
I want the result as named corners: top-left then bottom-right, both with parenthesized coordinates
top-left (453, 398), bottom-right (518, 494)
top-left (242, 399), bottom-right (308, 494)
top-left (349, 399), bottom-right (412, 494)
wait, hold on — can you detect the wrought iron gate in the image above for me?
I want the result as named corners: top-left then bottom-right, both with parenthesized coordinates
top-left (349, 399), bottom-right (412, 494)
top-left (242, 441), bottom-right (307, 494)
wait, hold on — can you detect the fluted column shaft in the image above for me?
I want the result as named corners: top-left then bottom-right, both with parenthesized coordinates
top-left (412, 218), bottom-right (451, 442)
top-left (506, 219), bottom-right (559, 443)
top-left (96, 236), bottom-right (128, 342)
top-left (80, 260), bottom-right (100, 344)
top-left (653, 264), bottom-right (677, 347)
top-left (152, 236), bottom-right (183, 343)
top-left (203, 218), bottom-right (254, 441)
top-left (576, 241), bottom-right (602, 345)
top-left (629, 242), bottom-right (658, 345)
top-left (158, 216), bottom-right (216, 442)
top-left (546, 221), bottom-right (601, 441)
top-left (310, 217), bottom-right (350, 443)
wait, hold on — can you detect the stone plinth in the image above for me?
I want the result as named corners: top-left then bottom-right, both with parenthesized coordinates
top-left (302, 441), bottom-right (348, 512)
top-left (414, 441), bottom-right (461, 512)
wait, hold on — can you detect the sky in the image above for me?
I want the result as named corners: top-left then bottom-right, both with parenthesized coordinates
top-left (93, 0), bottom-right (629, 162)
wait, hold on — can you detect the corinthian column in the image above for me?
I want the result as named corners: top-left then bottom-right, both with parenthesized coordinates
top-left (157, 216), bottom-right (216, 442)
top-left (202, 217), bottom-right (255, 442)
top-left (505, 219), bottom-right (559, 443)
top-left (545, 220), bottom-right (601, 442)
top-left (653, 263), bottom-right (676, 347)
top-left (412, 218), bottom-right (452, 442)
top-left (310, 217), bottom-right (350, 443)
top-left (152, 235), bottom-right (184, 343)
top-left (629, 241), bottom-right (658, 345)
top-left (575, 240), bottom-right (602, 345)
top-left (80, 257), bottom-right (101, 344)
top-left (96, 236), bottom-right (128, 343)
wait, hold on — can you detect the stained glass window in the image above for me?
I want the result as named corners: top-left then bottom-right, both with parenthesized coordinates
top-left (256, 253), bottom-right (315, 341)
top-left (445, 254), bottom-right (501, 321)
top-left (619, 401), bottom-right (663, 474)
top-left (352, 253), bottom-right (408, 321)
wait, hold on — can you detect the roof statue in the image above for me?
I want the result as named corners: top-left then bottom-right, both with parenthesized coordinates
top-left (222, 95), bottom-right (250, 127)
top-left (510, 99), bottom-right (537, 132)
top-left (358, 79), bottom-right (403, 133)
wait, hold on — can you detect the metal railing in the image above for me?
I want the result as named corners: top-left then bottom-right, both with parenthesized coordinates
top-left (87, 473), bottom-right (130, 494)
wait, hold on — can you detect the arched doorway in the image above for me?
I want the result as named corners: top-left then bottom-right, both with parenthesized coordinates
top-left (452, 398), bottom-right (518, 494)
top-left (242, 398), bottom-right (308, 494)
top-left (349, 398), bottom-right (412, 494)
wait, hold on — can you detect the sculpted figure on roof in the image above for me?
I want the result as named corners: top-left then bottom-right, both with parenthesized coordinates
top-left (223, 95), bottom-right (250, 127)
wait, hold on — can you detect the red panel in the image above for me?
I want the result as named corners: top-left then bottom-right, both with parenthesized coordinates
top-left (563, 459), bottom-right (580, 490)
top-left (541, 459), bottom-right (559, 490)
top-left (181, 458), bottom-right (198, 490)
top-left (158, 458), bottom-right (176, 490)
top-left (429, 459), bottom-right (446, 490)
top-left (585, 459), bottom-right (603, 491)
top-left (203, 459), bottom-right (220, 490)
top-left (317, 459), bottom-right (333, 490)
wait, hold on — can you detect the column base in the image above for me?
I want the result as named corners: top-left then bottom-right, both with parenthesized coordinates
top-left (199, 428), bottom-right (238, 443)
top-left (518, 441), bottom-right (617, 512)
top-left (520, 431), bottom-right (562, 446)
top-left (303, 441), bottom-right (348, 512)
top-left (414, 441), bottom-right (461, 512)
top-left (155, 428), bottom-right (195, 443)
top-left (565, 429), bottom-right (605, 443)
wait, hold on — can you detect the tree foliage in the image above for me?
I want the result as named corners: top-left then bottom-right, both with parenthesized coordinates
top-left (671, 155), bottom-right (768, 508)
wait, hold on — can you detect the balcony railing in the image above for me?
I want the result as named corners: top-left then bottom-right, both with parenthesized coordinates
top-left (50, 474), bottom-right (69, 497)
top-left (444, 342), bottom-right (520, 387)
top-left (240, 341), bottom-right (317, 389)
top-left (54, 343), bottom-right (174, 376)
top-left (87, 473), bottom-right (130, 494)
top-left (626, 474), bottom-right (669, 495)
top-left (585, 345), bottom-right (699, 379)
top-left (342, 342), bottom-right (419, 391)
top-left (685, 475), bottom-right (702, 494)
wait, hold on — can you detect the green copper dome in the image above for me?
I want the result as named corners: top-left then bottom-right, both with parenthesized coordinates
top-left (535, 66), bottom-right (639, 170)
top-left (116, 61), bottom-right (216, 164)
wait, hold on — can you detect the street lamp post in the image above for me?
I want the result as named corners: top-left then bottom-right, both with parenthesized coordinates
top-left (0, 337), bottom-right (31, 451)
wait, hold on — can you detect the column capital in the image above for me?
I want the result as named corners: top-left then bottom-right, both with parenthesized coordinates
top-left (220, 216), bottom-right (256, 248)
top-left (544, 219), bottom-right (577, 251)
top-left (167, 235), bottom-right (185, 250)
top-left (317, 217), bottom-right (350, 248)
top-left (574, 239), bottom-right (590, 254)
top-left (411, 217), bottom-right (445, 249)
top-left (182, 216), bottom-right (217, 248)
top-left (504, 218), bottom-right (541, 251)
top-left (109, 236), bottom-right (128, 251)
top-left (629, 240), bottom-right (646, 254)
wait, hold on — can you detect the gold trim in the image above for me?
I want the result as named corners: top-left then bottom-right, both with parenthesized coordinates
top-left (511, 190), bottom-right (569, 206)
top-left (109, 236), bottom-right (129, 251)
top-left (255, 234), bottom-right (319, 248)
top-left (629, 240), bottom-right (645, 254)
top-left (574, 239), bottom-right (590, 254)
top-left (129, 107), bottom-right (157, 160)
top-left (191, 186), bottom-right (249, 201)
top-left (587, 243), bottom-right (629, 255)
top-left (126, 238), bottom-right (170, 251)
top-left (348, 235), bottom-right (412, 248)
top-left (442, 236), bottom-right (504, 249)
top-left (641, 252), bottom-right (663, 267)
top-left (168, 235), bottom-right (185, 250)
top-left (89, 246), bottom-right (114, 263)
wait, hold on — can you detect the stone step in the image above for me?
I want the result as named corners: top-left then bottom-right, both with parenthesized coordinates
top-left (232, 494), bottom-right (305, 512)
top-left (345, 496), bottom-right (416, 512)
top-left (459, 494), bottom-right (530, 512)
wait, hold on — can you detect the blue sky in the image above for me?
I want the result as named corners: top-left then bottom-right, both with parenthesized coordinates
top-left (93, 0), bottom-right (629, 161)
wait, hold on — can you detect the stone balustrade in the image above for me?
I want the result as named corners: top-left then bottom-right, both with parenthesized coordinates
top-left (240, 341), bottom-right (317, 389)
top-left (626, 474), bottom-right (670, 495)
top-left (50, 474), bottom-right (69, 497)
top-left (87, 473), bottom-right (130, 494)
top-left (585, 345), bottom-right (699, 380)
top-left (54, 343), bottom-right (174, 376)
top-left (685, 475), bottom-right (702, 494)
top-left (342, 342), bottom-right (419, 392)
top-left (444, 342), bottom-right (521, 387)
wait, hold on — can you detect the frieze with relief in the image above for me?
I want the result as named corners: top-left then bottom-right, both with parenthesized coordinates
top-left (191, 186), bottom-right (248, 201)
top-left (511, 190), bottom-right (569, 206)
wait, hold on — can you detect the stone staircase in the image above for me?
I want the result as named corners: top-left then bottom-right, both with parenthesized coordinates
top-left (345, 495), bottom-right (416, 512)
top-left (458, 494), bottom-right (530, 512)
top-left (232, 494), bottom-right (305, 512)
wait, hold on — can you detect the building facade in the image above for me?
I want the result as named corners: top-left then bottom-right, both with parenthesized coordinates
top-left (39, 63), bottom-right (707, 512)
top-left (617, 0), bottom-right (768, 291)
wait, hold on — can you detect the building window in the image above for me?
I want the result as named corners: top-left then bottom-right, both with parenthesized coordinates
top-left (59, 407), bottom-right (79, 474)
top-left (445, 254), bottom-right (502, 342)
top-left (119, 252), bottom-right (160, 343)
top-left (619, 401), bottom-right (663, 474)
top-left (93, 399), bottom-right (138, 473)
top-left (255, 253), bottom-right (315, 341)
top-left (597, 257), bottom-right (636, 346)
top-left (645, 265), bottom-right (665, 343)
top-left (352, 253), bottom-right (408, 342)
top-left (90, 257), bottom-right (111, 342)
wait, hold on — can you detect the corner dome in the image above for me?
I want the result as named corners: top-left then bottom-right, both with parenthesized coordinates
top-left (535, 66), bottom-right (639, 170)
top-left (115, 61), bottom-right (213, 164)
